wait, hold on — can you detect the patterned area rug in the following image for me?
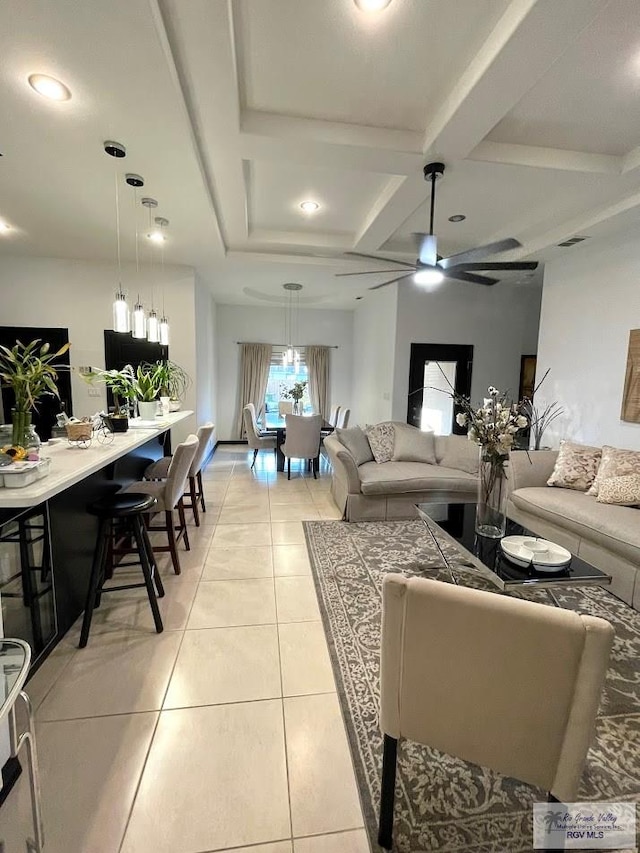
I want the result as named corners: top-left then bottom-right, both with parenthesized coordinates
top-left (303, 519), bottom-right (640, 853)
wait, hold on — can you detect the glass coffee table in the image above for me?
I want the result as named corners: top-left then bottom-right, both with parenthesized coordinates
top-left (415, 502), bottom-right (612, 606)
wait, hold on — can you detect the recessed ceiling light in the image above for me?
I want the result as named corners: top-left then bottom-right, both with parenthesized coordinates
top-left (354, 0), bottom-right (392, 10)
top-left (300, 200), bottom-right (320, 214)
top-left (28, 73), bottom-right (72, 101)
top-left (448, 214), bottom-right (466, 223)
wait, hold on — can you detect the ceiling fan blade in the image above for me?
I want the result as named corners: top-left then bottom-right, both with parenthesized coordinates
top-left (369, 273), bottom-right (415, 291)
top-left (445, 270), bottom-right (498, 287)
top-left (439, 238), bottom-right (522, 270)
top-left (446, 261), bottom-right (538, 272)
top-left (335, 268), bottom-right (415, 277)
top-left (418, 234), bottom-right (438, 266)
top-left (345, 251), bottom-right (415, 268)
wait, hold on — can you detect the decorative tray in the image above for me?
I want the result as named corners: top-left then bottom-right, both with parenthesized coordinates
top-left (0, 458), bottom-right (51, 488)
top-left (500, 535), bottom-right (572, 573)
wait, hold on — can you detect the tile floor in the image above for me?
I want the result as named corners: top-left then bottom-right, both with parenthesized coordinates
top-left (0, 446), bottom-right (371, 853)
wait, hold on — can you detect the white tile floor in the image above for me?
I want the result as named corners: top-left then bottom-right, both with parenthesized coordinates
top-left (0, 446), bottom-right (371, 853)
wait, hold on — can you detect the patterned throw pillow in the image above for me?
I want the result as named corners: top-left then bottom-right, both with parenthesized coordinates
top-left (587, 445), bottom-right (640, 496)
top-left (596, 474), bottom-right (640, 506)
top-left (547, 440), bottom-right (602, 491)
top-left (365, 422), bottom-right (396, 464)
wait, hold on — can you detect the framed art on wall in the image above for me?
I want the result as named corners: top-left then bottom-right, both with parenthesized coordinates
top-left (621, 329), bottom-right (640, 423)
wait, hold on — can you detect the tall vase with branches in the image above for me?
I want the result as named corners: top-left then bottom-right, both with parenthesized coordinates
top-left (520, 368), bottom-right (564, 450)
top-left (0, 339), bottom-right (70, 448)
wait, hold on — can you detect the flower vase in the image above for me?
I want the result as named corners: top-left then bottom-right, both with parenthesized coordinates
top-left (475, 450), bottom-right (509, 538)
top-left (293, 400), bottom-right (301, 415)
top-left (11, 409), bottom-right (32, 449)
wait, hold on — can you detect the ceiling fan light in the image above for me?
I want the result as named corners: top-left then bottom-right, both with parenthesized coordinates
top-left (414, 268), bottom-right (444, 288)
top-left (354, 0), bottom-right (392, 10)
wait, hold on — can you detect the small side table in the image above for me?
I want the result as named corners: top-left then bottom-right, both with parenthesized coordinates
top-left (0, 639), bottom-right (43, 853)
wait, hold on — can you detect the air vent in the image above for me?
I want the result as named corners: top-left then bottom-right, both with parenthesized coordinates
top-left (557, 236), bottom-right (589, 248)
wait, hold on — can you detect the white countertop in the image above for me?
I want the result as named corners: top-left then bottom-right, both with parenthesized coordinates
top-left (0, 411), bottom-right (193, 509)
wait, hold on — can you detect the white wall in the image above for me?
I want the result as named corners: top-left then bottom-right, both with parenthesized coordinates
top-left (215, 304), bottom-right (353, 440)
top-left (0, 255), bottom-right (198, 442)
top-left (537, 231), bottom-right (640, 449)
top-left (391, 282), bottom-right (542, 421)
top-left (351, 286), bottom-right (398, 425)
top-left (194, 274), bottom-right (217, 442)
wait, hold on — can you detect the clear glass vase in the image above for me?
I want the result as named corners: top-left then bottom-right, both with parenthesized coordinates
top-left (475, 449), bottom-right (509, 539)
top-left (11, 409), bottom-right (32, 449)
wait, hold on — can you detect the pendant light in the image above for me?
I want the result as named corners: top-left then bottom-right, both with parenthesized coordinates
top-left (157, 218), bottom-right (170, 346)
top-left (104, 141), bottom-right (130, 333)
top-left (282, 283), bottom-right (302, 368)
top-left (142, 197), bottom-right (160, 342)
top-left (126, 174), bottom-right (147, 339)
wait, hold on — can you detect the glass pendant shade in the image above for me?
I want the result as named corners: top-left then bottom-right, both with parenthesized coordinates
top-left (159, 316), bottom-right (170, 346)
top-left (287, 347), bottom-right (294, 363)
top-left (132, 301), bottom-right (147, 339)
top-left (113, 289), bottom-right (130, 333)
top-left (147, 309), bottom-right (159, 343)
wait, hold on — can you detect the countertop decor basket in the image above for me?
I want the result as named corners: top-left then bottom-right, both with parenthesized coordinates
top-left (65, 421), bottom-right (93, 441)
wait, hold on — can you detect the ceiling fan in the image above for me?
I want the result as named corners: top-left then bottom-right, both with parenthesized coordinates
top-left (336, 162), bottom-right (538, 290)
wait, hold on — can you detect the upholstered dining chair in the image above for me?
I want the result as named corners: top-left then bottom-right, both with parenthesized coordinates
top-left (120, 434), bottom-right (199, 575)
top-left (245, 402), bottom-right (276, 436)
top-left (281, 414), bottom-right (322, 479)
top-left (377, 574), bottom-right (614, 850)
top-left (278, 400), bottom-right (294, 417)
top-left (336, 407), bottom-right (350, 428)
top-left (327, 405), bottom-right (341, 428)
top-left (243, 405), bottom-right (277, 468)
top-left (143, 422), bottom-right (215, 526)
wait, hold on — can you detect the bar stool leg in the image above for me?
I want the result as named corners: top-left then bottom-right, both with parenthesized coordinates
top-left (189, 475), bottom-right (200, 526)
top-left (197, 470), bottom-right (206, 513)
top-left (165, 510), bottom-right (181, 574)
top-left (79, 517), bottom-right (109, 648)
top-left (140, 520), bottom-right (165, 598)
top-left (132, 516), bottom-right (164, 634)
top-left (178, 497), bottom-right (190, 550)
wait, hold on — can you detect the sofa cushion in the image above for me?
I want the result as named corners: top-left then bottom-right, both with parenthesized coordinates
top-left (547, 440), bottom-right (601, 492)
top-left (597, 474), bottom-right (640, 506)
top-left (587, 444), bottom-right (640, 496)
top-left (435, 435), bottom-right (479, 475)
top-left (366, 422), bottom-right (395, 463)
top-left (510, 486), bottom-right (640, 564)
top-left (359, 461), bottom-right (477, 496)
top-left (392, 424), bottom-right (436, 464)
top-left (335, 426), bottom-right (374, 466)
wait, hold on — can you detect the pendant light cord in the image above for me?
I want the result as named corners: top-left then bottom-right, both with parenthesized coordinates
top-left (115, 171), bottom-right (122, 287)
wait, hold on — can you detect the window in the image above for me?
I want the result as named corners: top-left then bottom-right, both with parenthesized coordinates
top-left (265, 347), bottom-right (311, 413)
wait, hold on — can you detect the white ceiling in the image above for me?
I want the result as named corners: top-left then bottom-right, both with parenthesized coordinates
top-left (1, 0), bottom-right (640, 308)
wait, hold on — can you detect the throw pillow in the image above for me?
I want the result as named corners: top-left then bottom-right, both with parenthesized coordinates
top-left (436, 435), bottom-right (480, 475)
top-left (546, 440), bottom-right (602, 491)
top-left (587, 445), bottom-right (640, 496)
top-left (335, 426), bottom-right (374, 466)
top-left (596, 474), bottom-right (640, 506)
top-left (365, 422), bottom-right (396, 464)
top-left (392, 424), bottom-right (436, 464)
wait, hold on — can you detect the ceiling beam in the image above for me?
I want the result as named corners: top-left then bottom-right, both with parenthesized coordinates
top-left (467, 140), bottom-right (620, 174)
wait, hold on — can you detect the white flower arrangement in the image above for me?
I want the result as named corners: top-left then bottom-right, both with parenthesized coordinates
top-left (454, 386), bottom-right (528, 461)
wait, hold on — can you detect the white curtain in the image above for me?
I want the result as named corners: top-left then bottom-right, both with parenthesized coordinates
top-left (235, 343), bottom-right (273, 438)
top-left (307, 345), bottom-right (330, 419)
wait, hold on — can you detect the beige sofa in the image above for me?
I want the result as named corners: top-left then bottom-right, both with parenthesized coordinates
top-left (324, 430), bottom-right (478, 522)
top-left (507, 450), bottom-right (640, 609)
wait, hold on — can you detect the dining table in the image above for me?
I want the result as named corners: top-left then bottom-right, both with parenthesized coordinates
top-left (262, 412), bottom-right (334, 473)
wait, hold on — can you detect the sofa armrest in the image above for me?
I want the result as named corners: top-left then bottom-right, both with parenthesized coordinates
top-left (324, 434), bottom-right (362, 494)
top-left (508, 450), bottom-right (559, 493)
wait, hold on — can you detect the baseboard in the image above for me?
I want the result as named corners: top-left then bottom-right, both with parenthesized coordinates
top-left (216, 440), bottom-right (248, 445)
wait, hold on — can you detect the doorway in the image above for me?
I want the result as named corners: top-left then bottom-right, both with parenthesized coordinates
top-left (407, 343), bottom-right (474, 435)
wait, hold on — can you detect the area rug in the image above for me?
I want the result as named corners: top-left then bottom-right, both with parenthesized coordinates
top-left (303, 519), bottom-right (640, 853)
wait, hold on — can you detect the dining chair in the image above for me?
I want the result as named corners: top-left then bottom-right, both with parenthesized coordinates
top-left (243, 405), bottom-right (277, 468)
top-left (143, 422), bottom-right (215, 526)
top-left (281, 413), bottom-right (322, 479)
top-left (120, 434), bottom-right (199, 574)
top-left (278, 400), bottom-right (294, 416)
top-left (377, 574), bottom-right (614, 850)
top-left (327, 404), bottom-right (341, 428)
top-left (336, 407), bottom-right (350, 428)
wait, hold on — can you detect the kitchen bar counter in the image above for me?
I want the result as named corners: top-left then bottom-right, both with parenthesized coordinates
top-left (0, 411), bottom-right (193, 508)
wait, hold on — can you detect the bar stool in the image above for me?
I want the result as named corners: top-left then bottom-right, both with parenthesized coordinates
top-left (79, 493), bottom-right (165, 648)
top-left (143, 422), bottom-right (215, 526)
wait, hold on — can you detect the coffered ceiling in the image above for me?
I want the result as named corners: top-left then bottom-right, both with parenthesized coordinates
top-left (2, 0), bottom-right (640, 307)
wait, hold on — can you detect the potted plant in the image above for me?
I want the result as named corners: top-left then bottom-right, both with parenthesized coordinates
top-left (133, 365), bottom-right (160, 420)
top-left (150, 360), bottom-right (190, 412)
top-left (87, 365), bottom-right (135, 432)
top-left (0, 338), bottom-right (70, 448)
